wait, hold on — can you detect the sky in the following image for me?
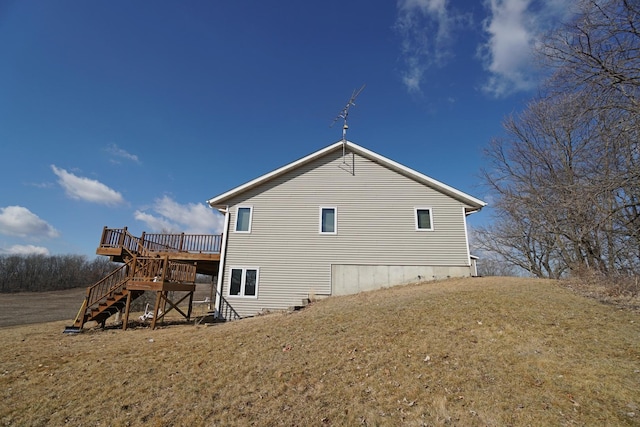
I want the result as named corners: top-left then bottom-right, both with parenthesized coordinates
top-left (0, 0), bottom-right (575, 258)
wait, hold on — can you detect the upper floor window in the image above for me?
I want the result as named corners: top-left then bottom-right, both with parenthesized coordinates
top-left (320, 207), bottom-right (337, 234)
top-left (415, 208), bottom-right (433, 231)
top-left (235, 206), bottom-right (253, 233)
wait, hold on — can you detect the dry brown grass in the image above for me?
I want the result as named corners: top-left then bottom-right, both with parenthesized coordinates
top-left (564, 270), bottom-right (640, 312)
top-left (1, 277), bottom-right (639, 426)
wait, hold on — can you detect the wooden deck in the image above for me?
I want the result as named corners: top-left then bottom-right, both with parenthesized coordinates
top-left (68, 227), bottom-right (225, 331)
top-left (125, 281), bottom-right (197, 292)
top-left (96, 227), bottom-right (222, 275)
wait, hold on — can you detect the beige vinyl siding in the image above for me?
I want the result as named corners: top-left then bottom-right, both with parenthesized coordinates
top-left (221, 149), bottom-right (472, 316)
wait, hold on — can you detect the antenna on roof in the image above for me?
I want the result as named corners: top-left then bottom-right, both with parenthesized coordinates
top-left (331, 84), bottom-right (366, 142)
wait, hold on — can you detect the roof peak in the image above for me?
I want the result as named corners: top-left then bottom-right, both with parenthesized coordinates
top-left (207, 140), bottom-right (486, 212)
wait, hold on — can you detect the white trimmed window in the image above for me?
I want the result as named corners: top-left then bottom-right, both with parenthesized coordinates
top-left (415, 207), bottom-right (434, 231)
top-left (319, 207), bottom-right (337, 234)
top-left (235, 206), bottom-right (253, 233)
top-left (229, 267), bottom-right (259, 297)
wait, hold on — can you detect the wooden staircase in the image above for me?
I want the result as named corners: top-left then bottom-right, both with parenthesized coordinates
top-left (65, 227), bottom-right (225, 332)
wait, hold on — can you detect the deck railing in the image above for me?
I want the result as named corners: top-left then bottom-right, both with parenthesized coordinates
top-left (129, 257), bottom-right (164, 282)
top-left (99, 227), bottom-right (222, 255)
top-left (99, 227), bottom-right (141, 254)
top-left (128, 257), bottom-right (197, 284)
top-left (141, 232), bottom-right (222, 253)
top-left (167, 261), bottom-right (198, 283)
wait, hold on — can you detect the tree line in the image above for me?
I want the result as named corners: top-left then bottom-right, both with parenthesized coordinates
top-left (0, 254), bottom-right (117, 293)
top-left (476, 0), bottom-right (639, 280)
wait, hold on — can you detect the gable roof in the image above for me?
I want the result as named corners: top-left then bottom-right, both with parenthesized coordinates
top-left (207, 140), bottom-right (487, 213)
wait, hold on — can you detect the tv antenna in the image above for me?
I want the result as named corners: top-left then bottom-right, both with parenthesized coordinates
top-left (331, 84), bottom-right (366, 141)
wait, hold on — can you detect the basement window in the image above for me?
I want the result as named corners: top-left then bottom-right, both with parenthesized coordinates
top-left (229, 267), bottom-right (259, 297)
top-left (415, 208), bottom-right (434, 231)
top-left (235, 206), bottom-right (253, 233)
top-left (319, 207), bottom-right (337, 234)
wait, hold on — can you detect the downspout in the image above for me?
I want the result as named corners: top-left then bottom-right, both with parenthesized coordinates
top-left (462, 207), bottom-right (472, 268)
top-left (463, 206), bottom-right (484, 277)
top-left (214, 206), bottom-right (230, 316)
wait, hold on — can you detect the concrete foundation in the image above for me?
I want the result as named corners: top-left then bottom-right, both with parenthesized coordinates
top-left (331, 264), bottom-right (472, 296)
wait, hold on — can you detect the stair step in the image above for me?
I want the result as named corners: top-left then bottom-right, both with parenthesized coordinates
top-left (80, 280), bottom-right (147, 328)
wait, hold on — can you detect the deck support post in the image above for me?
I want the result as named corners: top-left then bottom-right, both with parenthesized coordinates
top-left (162, 291), bottom-right (168, 315)
top-left (122, 291), bottom-right (132, 330)
top-left (187, 291), bottom-right (194, 321)
top-left (147, 290), bottom-right (195, 329)
top-left (151, 290), bottom-right (163, 330)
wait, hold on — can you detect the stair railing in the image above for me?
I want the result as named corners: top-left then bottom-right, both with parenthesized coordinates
top-left (85, 261), bottom-right (131, 309)
top-left (216, 289), bottom-right (242, 321)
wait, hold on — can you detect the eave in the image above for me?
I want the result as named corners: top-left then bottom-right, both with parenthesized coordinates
top-left (206, 140), bottom-right (487, 213)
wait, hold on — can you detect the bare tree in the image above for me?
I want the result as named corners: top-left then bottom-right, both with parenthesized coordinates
top-left (479, 0), bottom-right (640, 278)
top-left (541, 0), bottom-right (640, 114)
top-left (0, 254), bottom-right (118, 293)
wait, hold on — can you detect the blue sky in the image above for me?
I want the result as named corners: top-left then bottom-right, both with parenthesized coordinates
top-left (0, 0), bottom-right (573, 257)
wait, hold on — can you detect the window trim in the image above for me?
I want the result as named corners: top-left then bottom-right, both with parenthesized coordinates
top-left (415, 207), bottom-right (434, 231)
top-left (228, 267), bottom-right (259, 298)
top-left (319, 206), bottom-right (337, 235)
top-left (234, 206), bottom-right (253, 233)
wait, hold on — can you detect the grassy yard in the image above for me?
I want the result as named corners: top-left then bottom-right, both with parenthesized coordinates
top-left (1, 277), bottom-right (639, 426)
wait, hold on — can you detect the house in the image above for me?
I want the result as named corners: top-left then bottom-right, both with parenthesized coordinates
top-left (207, 140), bottom-right (486, 318)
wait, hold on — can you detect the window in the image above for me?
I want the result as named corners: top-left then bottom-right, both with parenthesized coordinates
top-left (319, 207), bottom-right (337, 234)
top-left (229, 267), bottom-right (259, 297)
top-left (415, 208), bottom-right (433, 231)
top-left (235, 206), bottom-right (252, 233)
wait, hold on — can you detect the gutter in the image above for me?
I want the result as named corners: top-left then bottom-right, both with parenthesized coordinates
top-left (214, 205), bottom-right (230, 316)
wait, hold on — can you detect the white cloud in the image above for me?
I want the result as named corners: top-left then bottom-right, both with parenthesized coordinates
top-left (1, 244), bottom-right (50, 256)
top-left (133, 211), bottom-right (177, 233)
top-left (0, 206), bottom-right (60, 238)
top-left (28, 182), bottom-right (54, 189)
top-left (106, 144), bottom-right (140, 164)
top-left (395, 0), bottom-right (465, 93)
top-left (51, 165), bottom-right (125, 206)
top-left (134, 196), bottom-right (224, 234)
top-left (478, 0), bottom-right (573, 97)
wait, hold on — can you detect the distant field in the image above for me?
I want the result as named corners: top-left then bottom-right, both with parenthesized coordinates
top-left (0, 284), bottom-right (215, 328)
top-left (0, 288), bottom-right (87, 327)
top-left (1, 277), bottom-right (639, 426)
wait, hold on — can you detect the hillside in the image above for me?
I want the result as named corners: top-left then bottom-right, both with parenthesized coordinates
top-left (1, 277), bottom-right (639, 426)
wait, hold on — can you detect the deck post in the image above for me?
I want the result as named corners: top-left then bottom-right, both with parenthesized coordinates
top-left (130, 255), bottom-right (138, 278)
top-left (179, 233), bottom-right (185, 252)
top-left (139, 232), bottom-right (146, 254)
top-left (187, 291), bottom-right (194, 321)
top-left (100, 226), bottom-right (108, 247)
top-left (151, 290), bottom-right (162, 330)
top-left (123, 291), bottom-right (132, 330)
top-left (161, 256), bottom-right (168, 282)
top-left (161, 291), bottom-right (168, 316)
top-left (118, 226), bottom-right (127, 248)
